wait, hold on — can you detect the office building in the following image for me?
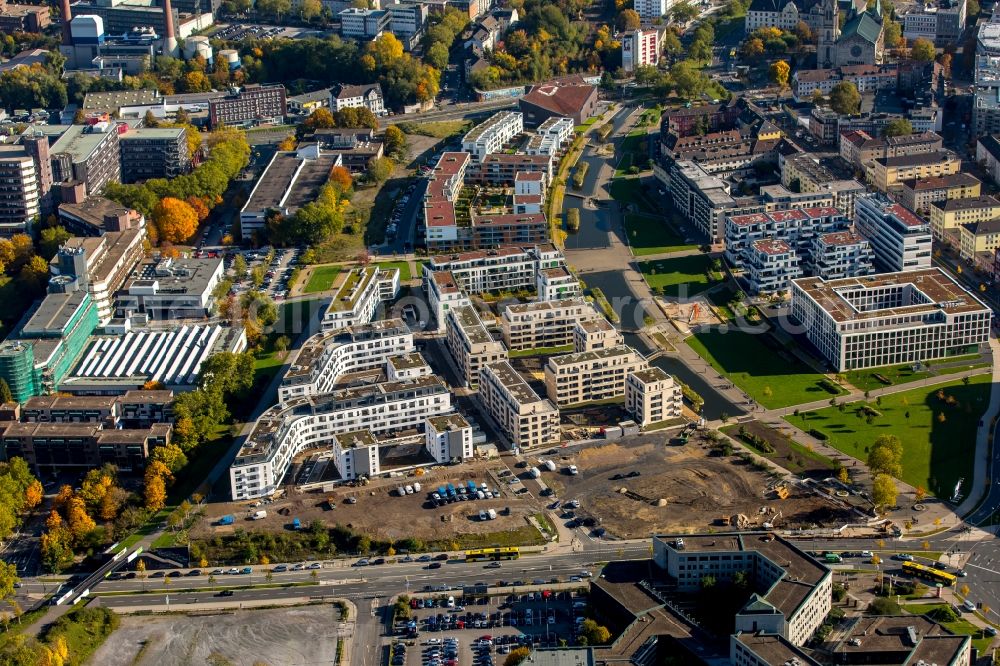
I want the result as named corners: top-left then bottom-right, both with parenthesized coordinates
top-left (625, 367), bottom-right (682, 428)
top-left (0, 142), bottom-right (46, 235)
top-left (855, 195), bottom-right (933, 272)
top-left (321, 265), bottom-right (401, 331)
top-left (208, 84), bottom-right (286, 129)
top-left (828, 615), bottom-right (972, 665)
top-left (19, 390), bottom-right (172, 427)
top-left (0, 0), bottom-right (49, 32)
top-left (116, 257), bottom-right (224, 319)
top-left (544, 345), bottom-right (646, 407)
top-left (339, 7), bottom-right (391, 38)
top-left (479, 361), bottom-right (560, 451)
top-left (387, 2), bottom-right (428, 38)
top-left (425, 413), bottom-right (474, 463)
top-left (501, 298), bottom-right (602, 351)
top-left (730, 633), bottom-right (821, 666)
top-left (807, 230), bottom-right (875, 280)
top-left (278, 319), bottom-right (414, 404)
top-left (229, 376), bottom-right (452, 499)
top-left (780, 153), bottom-right (867, 215)
top-left (461, 111), bottom-right (524, 162)
top-left (902, 0), bottom-right (967, 43)
top-left (118, 126), bottom-right (189, 183)
top-left (48, 122), bottom-right (122, 196)
top-left (790, 268), bottom-right (992, 371)
top-left (445, 304), bottom-right (507, 388)
top-left (653, 534), bottom-right (831, 646)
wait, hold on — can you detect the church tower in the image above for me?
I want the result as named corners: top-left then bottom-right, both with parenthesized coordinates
top-left (816, 0), bottom-right (840, 68)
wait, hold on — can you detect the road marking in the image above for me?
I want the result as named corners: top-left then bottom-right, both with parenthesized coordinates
top-left (965, 562), bottom-right (1000, 577)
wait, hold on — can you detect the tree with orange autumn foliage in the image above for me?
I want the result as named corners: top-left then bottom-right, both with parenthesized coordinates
top-left (329, 165), bottom-right (353, 194)
top-left (25, 480), bottom-right (43, 510)
top-left (154, 197), bottom-right (198, 243)
top-left (186, 196), bottom-right (210, 222)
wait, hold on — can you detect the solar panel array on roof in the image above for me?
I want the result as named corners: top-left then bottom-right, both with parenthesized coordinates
top-left (72, 325), bottom-right (224, 386)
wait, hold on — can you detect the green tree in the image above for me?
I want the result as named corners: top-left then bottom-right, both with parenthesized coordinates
top-left (367, 156), bottom-right (395, 183)
top-left (616, 8), bottom-right (641, 30)
top-left (871, 473), bottom-right (898, 509)
top-left (579, 619), bottom-right (611, 644)
top-left (39, 225), bottom-right (72, 260)
top-left (828, 81), bottom-right (861, 115)
top-left (910, 37), bottom-right (936, 62)
top-left (769, 60), bottom-right (790, 88)
top-left (884, 20), bottom-right (902, 48)
top-left (671, 1), bottom-right (699, 21)
top-left (232, 254), bottom-right (248, 280)
top-left (0, 379), bottom-right (12, 404)
top-left (867, 434), bottom-right (903, 478)
top-left (504, 647), bottom-right (531, 666)
top-left (383, 125), bottom-right (408, 159)
top-left (884, 118), bottom-right (913, 137)
top-left (868, 596), bottom-right (902, 615)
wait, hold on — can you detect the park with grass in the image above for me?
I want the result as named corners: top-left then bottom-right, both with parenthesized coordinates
top-left (624, 214), bottom-right (696, 256)
top-left (303, 265), bottom-right (341, 293)
top-left (686, 328), bottom-right (848, 409)
top-left (639, 254), bottom-right (724, 298)
top-left (788, 375), bottom-right (991, 498)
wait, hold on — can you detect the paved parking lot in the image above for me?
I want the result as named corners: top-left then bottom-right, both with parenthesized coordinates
top-left (393, 589), bottom-right (586, 666)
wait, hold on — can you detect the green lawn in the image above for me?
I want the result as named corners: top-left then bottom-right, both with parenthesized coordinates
top-left (609, 178), bottom-right (657, 214)
top-left (687, 328), bottom-right (847, 409)
top-left (792, 375), bottom-right (991, 498)
top-left (638, 254), bottom-right (720, 297)
top-left (624, 214), bottom-right (696, 256)
top-left (509, 344), bottom-right (574, 358)
top-left (397, 120), bottom-right (471, 138)
top-left (845, 364), bottom-right (934, 392)
top-left (375, 260), bottom-right (412, 281)
top-left (303, 265), bottom-right (341, 293)
top-left (903, 603), bottom-right (994, 654)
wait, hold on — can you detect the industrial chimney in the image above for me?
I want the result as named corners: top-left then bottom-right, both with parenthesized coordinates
top-left (162, 0), bottom-right (178, 57)
top-left (60, 0), bottom-right (72, 44)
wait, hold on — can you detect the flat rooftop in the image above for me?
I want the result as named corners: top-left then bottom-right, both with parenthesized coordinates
top-left (427, 412), bottom-right (470, 431)
top-left (548, 344), bottom-right (638, 367)
top-left (22, 290), bottom-right (89, 336)
top-left (244, 150), bottom-right (341, 213)
top-left (484, 361), bottom-right (546, 405)
top-left (629, 367), bottom-right (670, 384)
top-left (793, 267), bottom-right (991, 322)
top-left (285, 318), bottom-right (409, 380)
top-left (751, 238), bottom-right (793, 255)
top-left (388, 352), bottom-right (428, 371)
top-left (732, 633), bottom-right (819, 665)
top-left (832, 615), bottom-right (969, 663)
top-left (127, 257), bottom-right (221, 296)
top-left (819, 230), bottom-right (866, 246)
top-left (332, 429), bottom-right (378, 449)
top-left (49, 124), bottom-right (115, 163)
top-left (505, 297), bottom-right (590, 315)
top-left (449, 304), bottom-right (495, 346)
top-left (876, 150), bottom-right (958, 168)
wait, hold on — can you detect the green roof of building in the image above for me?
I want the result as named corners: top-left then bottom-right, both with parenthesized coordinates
top-left (841, 10), bottom-right (882, 44)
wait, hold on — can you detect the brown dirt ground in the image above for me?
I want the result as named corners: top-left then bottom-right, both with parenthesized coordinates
top-left (191, 458), bottom-right (542, 543)
top-left (540, 433), bottom-right (854, 538)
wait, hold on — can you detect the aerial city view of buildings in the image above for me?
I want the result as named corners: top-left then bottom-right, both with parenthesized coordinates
top-left (1, 0), bottom-right (1000, 661)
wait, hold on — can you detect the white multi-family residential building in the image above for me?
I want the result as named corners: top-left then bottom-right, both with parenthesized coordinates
top-left (330, 429), bottom-right (381, 482)
top-left (622, 28), bottom-right (660, 73)
top-left (724, 207), bottom-right (850, 270)
top-left (229, 376), bottom-right (452, 500)
top-left (625, 367), bottom-right (682, 427)
top-left (536, 116), bottom-right (574, 150)
top-left (479, 361), bottom-right (561, 450)
top-left (331, 82), bottom-right (386, 116)
top-left (790, 268), bottom-right (992, 371)
top-left (807, 230), bottom-right (875, 280)
top-left (745, 238), bottom-right (803, 295)
top-left (537, 266), bottom-right (581, 301)
top-left (654, 534), bottom-right (832, 647)
top-left (544, 345), bottom-right (646, 407)
top-left (321, 266), bottom-right (400, 331)
top-left (854, 195), bottom-right (933, 272)
top-left (386, 352), bottom-right (432, 382)
top-left (425, 413), bottom-right (474, 463)
top-left (501, 298), bottom-right (602, 351)
top-left (634, 0), bottom-right (672, 20)
top-left (573, 317), bottom-right (623, 352)
top-left (445, 304), bottom-right (508, 388)
top-left (422, 151), bottom-right (470, 249)
top-left (461, 111), bottom-right (524, 162)
top-left (278, 319), bottom-right (414, 404)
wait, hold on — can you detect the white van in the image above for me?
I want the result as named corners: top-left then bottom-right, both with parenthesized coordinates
top-left (447, 595), bottom-right (456, 608)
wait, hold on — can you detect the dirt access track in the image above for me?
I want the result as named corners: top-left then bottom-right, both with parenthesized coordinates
top-left (193, 457), bottom-right (544, 544)
top-left (89, 604), bottom-right (346, 666)
top-left (540, 433), bottom-right (854, 538)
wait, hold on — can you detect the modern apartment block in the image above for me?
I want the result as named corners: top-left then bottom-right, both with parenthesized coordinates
top-left (745, 239), bottom-right (803, 295)
top-left (855, 195), bottom-right (933, 272)
top-left (790, 268), bottom-right (992, 371)
top-left (867, 151), bottom-right (961, 193)
top-left (278, 319), bottom-right (414, 404)
top-left (653, 534), bottom-right (832, 647)
top-left (479, 361), bottom-right (560, 451)
top-left (386, 352), bottom-right (431, 382)
top-left (573, 317), bottom-right (623, 352)
top-left (537, 266), bottom-right (580, 301)
top-left (501, 298), bottom-right (602, 351)
top-left (898, 173), bottom-right (982, 213)
top-left (461, 111), bottom-right (524, 162)
top-left (779, 153), bottom-right (866, 215)
top-left (423, 152), bottom-right (470, 250)
top-left (329, 429), bottom-right (381, 480)
top-left (0, 421), bottom-right (172, 475)
top-left (929, 195), bottom-right (1000, 241)
top-left (229, 376), bottom-right (452, 499)
top-left (208, 84), bottom-right (286, 129)
top-left (621, 28), bottom-right (661, 72)
top-left (445, 304), bottom-right (507, 388)
top-left (49, 123), bottom-right (122, 196)
top-left (321, 266), bottom-right (401, 331)
top-left (667, 159), bottom-right (741, 242)
top-left (806, 230), bottom-right (875, 280)
top-left (724, 207), bottom-right (850, 270)
top-left (544, 345), bottom-right (646, 407)
top-left (118, 126), bottom-right (190, 183)
top-left (625, 367), bottom-right (682, 427)
top-left (472, 154), bottom-right (552, 186)
top-left (839, 129), bottom-right (943, 169)
top-left (425, 413), bottom-right (474, 463)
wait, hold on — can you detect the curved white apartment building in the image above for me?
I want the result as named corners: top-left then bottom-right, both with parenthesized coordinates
top-left (230, 376), bottom-right (452, 500)
top-left (279, 318), bottom-right (414, 404)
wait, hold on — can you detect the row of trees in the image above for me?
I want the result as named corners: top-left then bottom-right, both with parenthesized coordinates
top-left (104, 128), bottom-right (250, 245)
